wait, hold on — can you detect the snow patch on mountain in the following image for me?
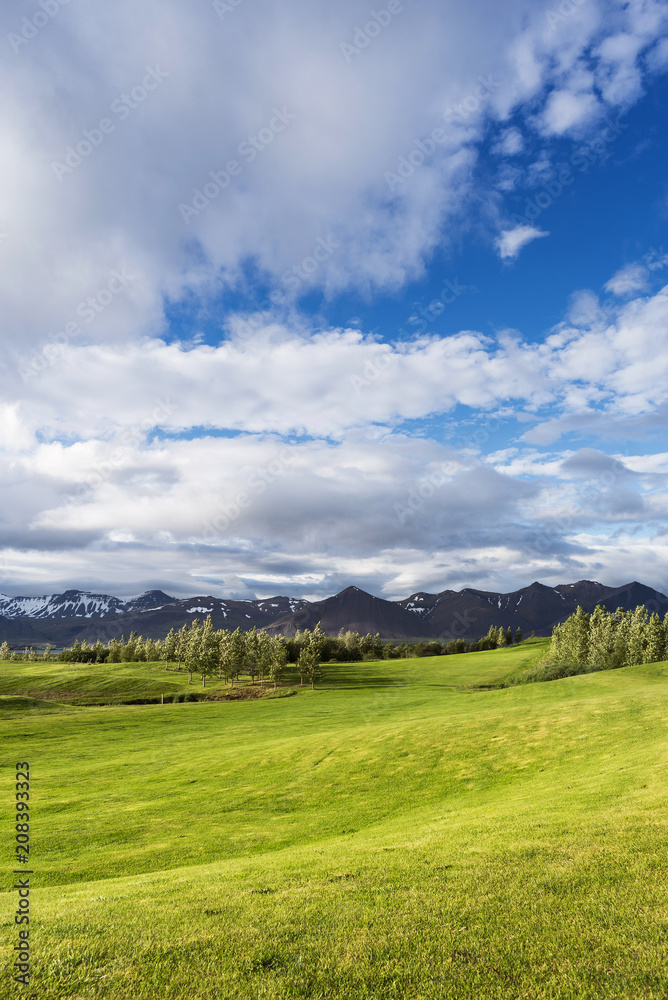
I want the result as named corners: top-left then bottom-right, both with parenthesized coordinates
top-left (0, 589), bottom-right (176, 620)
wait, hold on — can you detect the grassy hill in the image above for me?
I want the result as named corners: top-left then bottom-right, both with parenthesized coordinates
top-left (1, 641), bottom-right (667, 998)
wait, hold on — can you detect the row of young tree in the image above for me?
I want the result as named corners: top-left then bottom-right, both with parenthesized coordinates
top-left (1, 619), bottom-right (528, 675)
top-left (550, 604), bottom-right (668, 669)
top-left (59, 619), bottom-right (322, 689)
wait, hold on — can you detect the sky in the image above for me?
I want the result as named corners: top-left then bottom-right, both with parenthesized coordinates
top-left (1, 0), bottom-right (668, 602)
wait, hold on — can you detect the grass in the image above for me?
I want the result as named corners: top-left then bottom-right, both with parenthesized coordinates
top-left (2, 641), bottom-right (668, 997)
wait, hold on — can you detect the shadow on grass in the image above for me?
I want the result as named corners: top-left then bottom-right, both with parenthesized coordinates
top-left (0, 695), bottom-right (65, 712)
top-left (314, 664), bottom-right (405, 690)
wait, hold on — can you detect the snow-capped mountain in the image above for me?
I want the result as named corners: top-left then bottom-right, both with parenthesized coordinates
top-left (0, 589), bottom-right (175, 620)
top-left (0, 580), bottom-right (665, 646)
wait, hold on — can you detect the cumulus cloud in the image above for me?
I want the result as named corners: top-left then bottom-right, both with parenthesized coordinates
top-left (492, 127), bottom-right (524, 156)
top-left (495, 224), bottom-right (549, 259)
top-left (539, 88), bottom-right (602, 135)
top-left (0, 0), bottom-right (666, 351)
top-left (646, 35), bottom-right (668, 71)
top-left (605, 262), bottom-right (650, 295)
top-left (2, 0), bottom-right (668, 598)
top-left (1, 275), bottom-right (668, 595)
top-left (6, 277), bottom-right (668, 453)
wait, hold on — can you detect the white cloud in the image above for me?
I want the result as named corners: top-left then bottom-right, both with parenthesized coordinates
top-left (492, 127), bottom-right (524, 156)
top-left (2, 1), bottom-right (668, 598)
top-left (1, 428), bottom-right (667, 600)
top-left (566, 289), bottom-right (604, 325)
top-left (495, 224), bottom-right (549, 259)
top-left (0, 0), bottom-right (665, 352)
top-left (0, 276), bottom-right (667, 595)
top-left (605, 262), bottom-right (650, 296)
top-left (5, 277), bottom-right (668, 452)
top-left (646, 35), bottom-right (668, 71)
top-left (595, 32), bottom-right (645, 105)
top-left (539, 88), bottom-right (601, 135)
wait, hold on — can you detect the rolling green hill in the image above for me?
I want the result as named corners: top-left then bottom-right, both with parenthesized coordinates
top-left (2, 642), bottom-right (667, 998)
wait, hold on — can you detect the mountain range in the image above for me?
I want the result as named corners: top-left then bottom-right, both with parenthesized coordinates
top-left (1, 579), bottom-right (666, 647)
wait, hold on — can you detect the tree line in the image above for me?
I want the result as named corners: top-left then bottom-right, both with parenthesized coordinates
top-left (0, 620), bottom-right (528, 680)
top-left (549, 603), bottom-right (668, 670)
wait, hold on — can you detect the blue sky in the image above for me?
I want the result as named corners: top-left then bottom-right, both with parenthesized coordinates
top-left (1, 0), bottom-right (668, 601)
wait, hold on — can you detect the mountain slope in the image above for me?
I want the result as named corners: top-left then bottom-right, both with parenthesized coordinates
top-left (0, 589), bottom-right (177, 620)
top-left (265, 586), bottom-right (426, 639)
top-left (1, 580), bottom-right (666, 646)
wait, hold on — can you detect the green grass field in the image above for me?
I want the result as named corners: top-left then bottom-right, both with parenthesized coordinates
top-left (2, 641), bottom-right (668, 998)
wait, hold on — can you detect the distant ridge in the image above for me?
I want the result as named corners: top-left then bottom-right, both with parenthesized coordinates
top-left (0, 589), bottom-right (176, 620)
top-left (1, 579), bottom-right (667, 646)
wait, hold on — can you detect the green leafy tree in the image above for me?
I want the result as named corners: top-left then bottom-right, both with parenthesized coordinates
top-left (198, 615), bottom-right (219, 687)
top-left (360, 625), bottom-right (376, 660)
top-left (162, 627), bottom-right (178, 670)
top-left (144, 638), bottom-right (159, 663)
top-left (549, 602), bottom-right (665, 672)
top-left (226, 628), bottom-right (244, 688)
top-left (514, 627), bottom-right (523, 645)
top-left (485, 625), bottom-right (498, 645)
top-left (256, 630), bottom-right (273, 688)
top-left (216, 629), bottom-right (231, 682)
top-left (175, 624), bottom-right (189, 671)
top-left (107, 638), bottom-right (123, 663)
top-left (297, 647), bottom-right (310, 686)
top-left (269, 638), bottom-right (288, 690)
top-left (244, 627), bottom-right (260, 685)
top-left (627, 605), bottom-right (649, 666)
top-left (612, 609), bottom-right (631, 666)
top-left (124, 631), bottom-right (139, 661)
top-left (299, 647), bottom-right (322, 689)
top-left (571, 606), bottom-right (591, 665)
top-left (184, 619), bottom-right (201, 684)
top-left (587, 605), bottom-right (614, 667)
top-left (341, 630), bottom-right (362, 661)
top-left (644, 611), bottom-right (665, 663)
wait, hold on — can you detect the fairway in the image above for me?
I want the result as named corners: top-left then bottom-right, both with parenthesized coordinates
top-left (2, 643), bottom-right (668, 998)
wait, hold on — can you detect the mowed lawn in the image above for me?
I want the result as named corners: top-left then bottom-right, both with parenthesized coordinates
top-left (2, 643), bottom-right (668, 999)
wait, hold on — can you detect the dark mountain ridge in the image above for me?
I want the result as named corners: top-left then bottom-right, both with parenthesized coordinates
top-left (1, 579), bottom-right (666, 646)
